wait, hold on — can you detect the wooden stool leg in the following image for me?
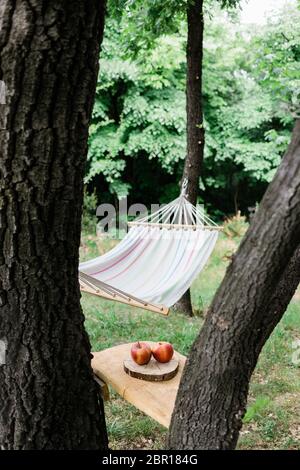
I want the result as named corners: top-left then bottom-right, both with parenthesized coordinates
top-left (94, 374), bottom-right (110, 401)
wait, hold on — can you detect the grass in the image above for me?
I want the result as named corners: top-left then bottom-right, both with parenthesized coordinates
top-left (80, 217), bottom-right (300, 450)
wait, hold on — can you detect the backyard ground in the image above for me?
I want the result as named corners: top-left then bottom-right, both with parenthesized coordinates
top-left (80, 216), bottom-right (300, 450)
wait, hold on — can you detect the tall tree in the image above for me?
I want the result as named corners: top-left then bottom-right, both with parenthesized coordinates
top-left (176, 0), bottom-right (242, 315)
top-left (175, 0), bottom-right (204, 316)
top-left (182, 0), bottom-right (205, 206)
top-left (168, 120), bottom-right (300, 449)
top-left (0, 0), bottom-right (108, 449)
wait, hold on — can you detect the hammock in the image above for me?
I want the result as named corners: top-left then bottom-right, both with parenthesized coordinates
top-left (79, 184), bottom-right (222, 314)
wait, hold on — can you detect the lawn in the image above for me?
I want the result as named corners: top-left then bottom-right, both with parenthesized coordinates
top-left (80, 218), bottom-right (300, 450)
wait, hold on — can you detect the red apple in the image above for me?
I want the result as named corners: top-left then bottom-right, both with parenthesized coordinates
top-left (152, 342), bottom-right (174, 363)
top-left (131, 341), bottom-right (152, 365)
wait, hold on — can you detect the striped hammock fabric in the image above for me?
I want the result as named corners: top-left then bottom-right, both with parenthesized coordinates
top-left (79, 187), bottom-right (220, 308)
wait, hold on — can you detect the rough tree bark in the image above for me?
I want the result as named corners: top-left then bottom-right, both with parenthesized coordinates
top-left (174, 0), bottom-right (204, 317)
top-left (169, 120), bottom-right (300, 449)
top-left (0, 1), bottom-right (108, 449)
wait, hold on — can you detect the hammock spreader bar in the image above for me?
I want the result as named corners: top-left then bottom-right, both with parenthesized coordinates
top-left (79, 271), bottom-right (169, 315)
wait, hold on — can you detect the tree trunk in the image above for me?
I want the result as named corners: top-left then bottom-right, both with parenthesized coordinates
top-left (0, 0), bottom-right (108, 449)
top-left (169, 120), bottom-right (300, 449)
top-left (173, 290), bottom-right (194, 317)
top-left (175, 0), bottom-right (204, 317)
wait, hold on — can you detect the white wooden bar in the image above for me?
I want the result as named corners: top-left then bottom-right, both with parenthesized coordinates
top-left (80, 283), bottom-right (169, 316)
top-left (128, 221), bottom-right (223, 231)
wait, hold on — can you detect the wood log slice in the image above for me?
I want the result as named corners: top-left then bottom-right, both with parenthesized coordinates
top-left (123, 356), bottom-right (179, 382)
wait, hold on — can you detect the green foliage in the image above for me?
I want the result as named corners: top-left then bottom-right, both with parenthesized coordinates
top-left (223, 213), bottom-right (248, 239)
top-left (87, 3), bottom-right (297, 216)
top-left (87, 20), bottom-right (186, 201)
top-left (81, 190), bottom-right (98, 234)
top-left (249, 3), bottom-right (300, 121)
top-left (107, 0), bottom-right (186, 54)
top-left (243, 396), bottom-right (271, 423)
top-left (201, 11), bottom-right (295, 214)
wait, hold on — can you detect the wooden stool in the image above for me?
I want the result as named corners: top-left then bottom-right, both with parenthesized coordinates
top-left (92, 342), bottom-right (186, 428)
